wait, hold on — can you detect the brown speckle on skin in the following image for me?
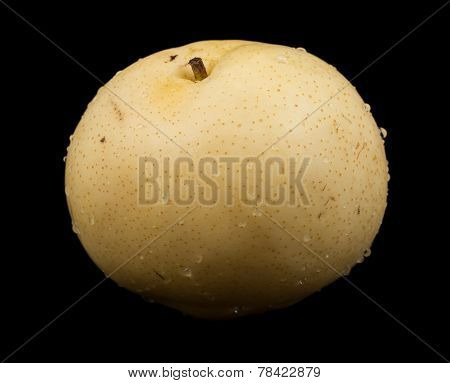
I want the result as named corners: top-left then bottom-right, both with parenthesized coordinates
top-left (153, 269), bottom-right (165, 280)
top-left (100, 137), bottom-right (106, 143)
top-left (324, 196), bottom-right (336, 206)
top-left (356, 142), bottom-right (367, 159)
top-left (110, 99), bottom-right (124, 121)
top-left (170, 55), bottom-right (178, 62)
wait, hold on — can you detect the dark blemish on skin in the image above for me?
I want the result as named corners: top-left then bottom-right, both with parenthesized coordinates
top-left (357, 205), bottom-right (361, 215)
top-left (318, 212), bottom-right (323, 219)
top-left (170, 55), bottom-right (178, 62)
top-left (100, 137), bottom-right (106, 143)
top-left (153, 269), bottom-right (165, 280)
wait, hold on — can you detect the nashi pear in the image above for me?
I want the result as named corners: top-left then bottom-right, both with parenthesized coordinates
top-left (65, 40), bottom-right (388, 318)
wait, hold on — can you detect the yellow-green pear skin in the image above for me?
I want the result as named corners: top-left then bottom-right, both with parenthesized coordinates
top-left (65, 40), bottom-right (388, 318)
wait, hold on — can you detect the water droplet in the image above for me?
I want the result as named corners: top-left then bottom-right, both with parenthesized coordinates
top-left (62, 156), bottom-right (67, 162)
top-left (296, 279), bottom-right (304, 286)
top-left (89, 214), bottom-right (95, 225)
top-left (232, 306), bottom-right (240, 315)
top-left (64, 186), bottom-right (70, 196)
top-left (324, 254), bottom-right (330, 259)
top-left (364, 103), bottom-right (371, 112)
top-left (180, 267), bottom-right (192, 278)
top-left (238, 222), bottom-right (247, 228)
top-left (115, 70), bottom-right (122, 75)
top-left (195, 255), bottom-right (203, 264)
top-left (303, 233), bottom-right (311, 242)
top-left (342, 266), bottom-right (351, 276)
top-left (72, 222), bottom-right (80, 234)
top-left (316, 269), bottom-right (321, 273)
top-left (178, 220), bottom-right (184, 225)
top-left (139, 255), bottom-right (145, 260)
top-left (323, 157), bottom-right (330, 164)
top-left (296, 47), bottom-right (307, 52)
top-left (69, 134), bottom-right (74, 142)
top-left (380, 127), bottom-right (387, 138)
top-left (356, 256), bottom-right (364, 264)
top-left (363, 248), bottom-right (371, 257)
top-left (252, 209), bottom-right (262, 217)
top-left (276, 55), bottom-right (288, 63)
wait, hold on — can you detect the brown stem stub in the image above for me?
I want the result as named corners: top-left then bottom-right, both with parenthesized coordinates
top-left (188, 57), bottom-right (208, 81)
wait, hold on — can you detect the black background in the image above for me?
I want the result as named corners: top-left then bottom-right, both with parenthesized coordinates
top-left (1, 0), bottom-right (449, 362)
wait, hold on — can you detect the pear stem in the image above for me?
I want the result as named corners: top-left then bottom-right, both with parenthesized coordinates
top-left (188, 57), bottom-right (208, 81)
